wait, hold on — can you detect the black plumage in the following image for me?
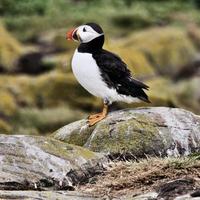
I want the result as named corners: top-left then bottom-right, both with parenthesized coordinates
top-left (77, 23), bottom-right (150, 103)
top-left (93, 50), bottom-right (150, 103)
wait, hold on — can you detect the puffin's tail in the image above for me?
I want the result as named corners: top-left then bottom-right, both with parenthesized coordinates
top-left (128, 78), bottom-right (151, 103)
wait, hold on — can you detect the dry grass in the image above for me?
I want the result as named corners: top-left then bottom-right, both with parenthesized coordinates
top-left (79, 157), bottom-right (200, 197)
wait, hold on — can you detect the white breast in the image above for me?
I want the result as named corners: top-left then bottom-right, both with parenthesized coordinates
top-left (71, 49), bottom-right (109, 98)
top-left (71, 49), bottom-right (140, 103)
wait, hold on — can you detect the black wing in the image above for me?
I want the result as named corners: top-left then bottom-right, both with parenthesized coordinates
top-left (92, 49), bottom-right (150, 103)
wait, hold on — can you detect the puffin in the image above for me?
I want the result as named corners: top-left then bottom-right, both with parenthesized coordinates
top-left (66, 22), bottom-right (150, 126)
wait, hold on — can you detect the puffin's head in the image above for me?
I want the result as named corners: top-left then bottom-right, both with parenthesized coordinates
top-left (66, 23), bottom-right (104, 43)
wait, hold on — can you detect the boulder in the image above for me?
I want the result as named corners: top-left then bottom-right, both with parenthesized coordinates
top-left (0, 135), bottom-right (107, 191)
top-left (0, 191), bottom-right (100, 200)
top-left (54, 107), bottom-right (200, 158)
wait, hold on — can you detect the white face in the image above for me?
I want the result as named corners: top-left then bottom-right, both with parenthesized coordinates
top-left (75, 25), bottom-right (104, 43)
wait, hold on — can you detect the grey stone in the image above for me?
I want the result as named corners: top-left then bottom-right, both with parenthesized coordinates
top-left (0, 135), bottom-right (107, 190)
top-left (54, 107), bottom-right (200, 158)
top-left (0, 190), bottom-right (101, 200)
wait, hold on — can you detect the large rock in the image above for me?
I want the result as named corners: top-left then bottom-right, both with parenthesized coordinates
top-left (0, 135), bottom-right (107, 191)
top-left (0, 191), bottom-right (100, 200)
top-left (54, 107), bottom-right (200, 158)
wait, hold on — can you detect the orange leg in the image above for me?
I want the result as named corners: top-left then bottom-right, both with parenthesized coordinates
top-left (88, 104), bottom-right (108, 126)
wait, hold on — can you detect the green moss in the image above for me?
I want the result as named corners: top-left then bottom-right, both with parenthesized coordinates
top-left (122, 27), bottom-right (197, 77)
top-left (66, 130), bottom-right (92, 147)
top-left (0, 71), bottom-right (100, 111)
top-left (37, 136), bottom-right (98, 161)
top-left (0, 89), bottom-right (17, 116)
top-left (0, 119), bottom-right (12, 134)
top-left (0, 23), bottom-right (24, 71)
top-left (146, 77), bottom-right (176, 107)
top-left (88, 114), bottom-right (164, 156)
top-left (54, 121), bottom-right (95, 147)
top-left (189, 152), bottom-right (200, 160)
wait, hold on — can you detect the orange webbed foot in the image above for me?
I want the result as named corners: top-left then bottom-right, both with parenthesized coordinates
top-left (87, 104), bottom-right (108, 126)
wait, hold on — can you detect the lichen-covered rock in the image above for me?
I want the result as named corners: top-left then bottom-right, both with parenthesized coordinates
top-left (54, 107), bottom-right (200, 158)
top-left (0, 190), bottom-right (100, 200)
top-left (0, 135), bottom-right (107, 190)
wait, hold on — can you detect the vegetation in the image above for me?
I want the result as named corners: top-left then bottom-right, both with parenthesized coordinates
top-left (1, 0), bottom-right (200, 41)
top-left (80, 156), bottom-right (200, 197)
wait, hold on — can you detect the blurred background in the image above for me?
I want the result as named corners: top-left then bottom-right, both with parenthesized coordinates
top-left (0, 0), bottom-right (200, 135)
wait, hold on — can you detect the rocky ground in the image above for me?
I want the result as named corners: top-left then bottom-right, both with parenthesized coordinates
top-left (0, 107), bottom-right (200, 199)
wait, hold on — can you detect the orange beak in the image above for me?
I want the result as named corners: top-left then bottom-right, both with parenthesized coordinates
top-left (66, 28), bottom-right (76, 40)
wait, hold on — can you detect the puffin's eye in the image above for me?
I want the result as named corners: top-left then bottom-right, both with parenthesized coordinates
top-left (83, 27), bottom-right (86, 32)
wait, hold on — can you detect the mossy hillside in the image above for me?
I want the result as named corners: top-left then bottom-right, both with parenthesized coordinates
top-left (0, 89), bottom-right (17, 116)
top-left (146, 77), bottom-right (177, 106)
top-left (35, 71), bottom-right (101, 110)
top-left (11, 106), bottom-right (87, 135)
top-left (174, 76), bottom-right (200, 114)
top-left (42, 53), bottom-right (72, 73)
top-left (187, 25), bottom-right (200, 50)
top-left (0, 75), bottom-right (37, 107)
top-left (85, 114), bottom-right (165, 156)
top-left (0, 23), bottom-right (24, 71)
top-left (39, 28), bottom-right (77, 51)
top-left (121, 27), bottom-right (197, 77)
top-left (0, 119), bottom-right (12, 134)
top-left (0, 72), bottom-right (100, 110)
